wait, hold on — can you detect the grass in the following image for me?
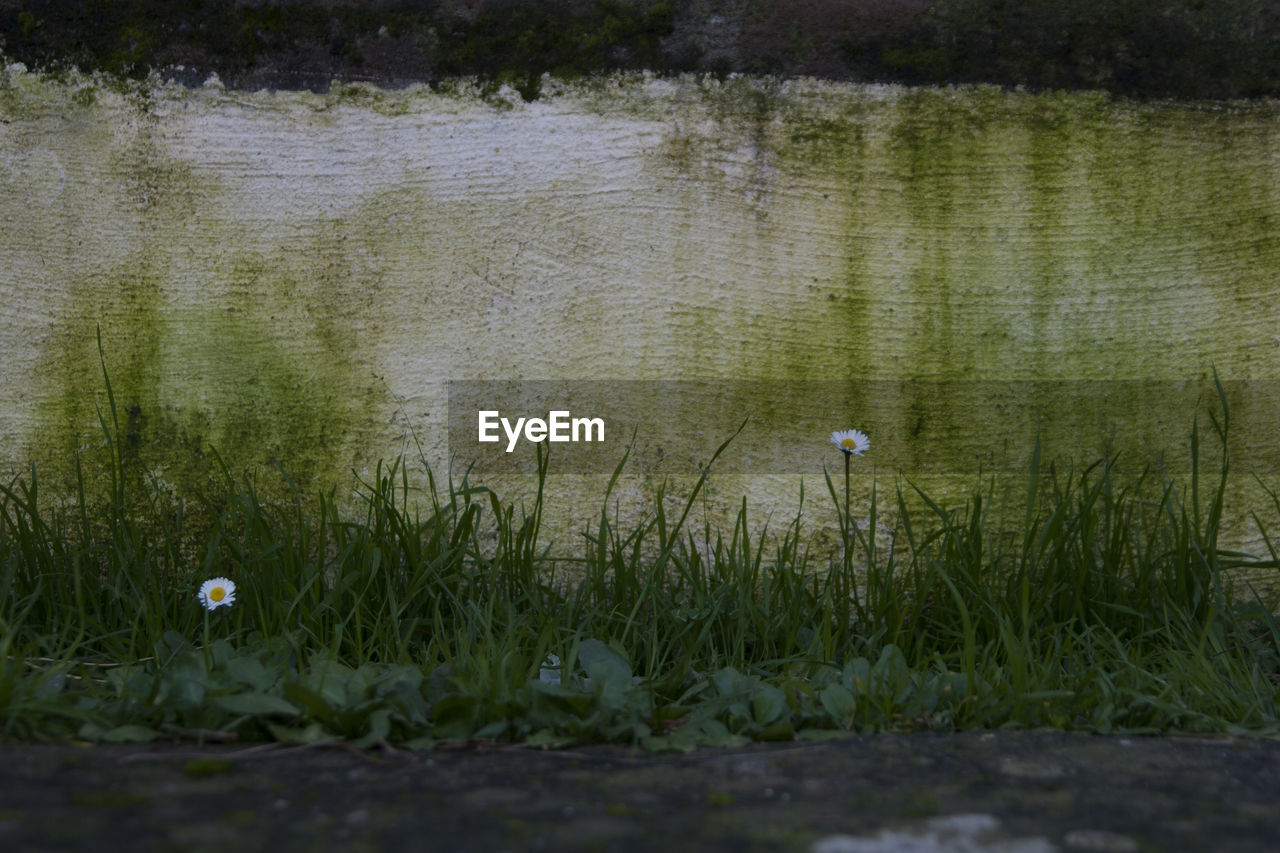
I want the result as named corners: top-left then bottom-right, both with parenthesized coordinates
top-left (3, 362), bottom-right (1280, 749)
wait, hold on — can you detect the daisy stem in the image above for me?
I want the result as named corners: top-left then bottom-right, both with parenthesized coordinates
top-left (844, 450), bottom-right (854, 543)
top-left (843, 450), bottom-right (855, 626)
top-left (202, 608), bottom-right (211, 672)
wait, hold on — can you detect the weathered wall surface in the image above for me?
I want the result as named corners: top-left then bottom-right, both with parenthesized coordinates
top-left (3, 65), bottom-right (1280, 552)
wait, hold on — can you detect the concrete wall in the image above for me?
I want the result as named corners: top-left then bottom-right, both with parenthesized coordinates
top-left (4, 65), bottom-right (1280, 553)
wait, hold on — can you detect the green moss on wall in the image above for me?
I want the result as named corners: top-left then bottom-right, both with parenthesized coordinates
top-left (19, 83), bottom-right (389, 513)
top-left (5, 69), bottom-right (1280, 564)
top-left (33, 261), bottom-right (386, 516)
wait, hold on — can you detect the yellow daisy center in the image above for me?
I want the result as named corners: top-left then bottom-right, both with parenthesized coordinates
top-left (210, 587), bottom-right (225, 602)
top-left (841, 438), bottom-right (858, 450)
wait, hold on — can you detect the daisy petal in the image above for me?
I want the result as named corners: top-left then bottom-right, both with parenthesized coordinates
top-left (830, 429), bottom-right (870, 456)
top-left (198, 577), bottom-right (237, 610)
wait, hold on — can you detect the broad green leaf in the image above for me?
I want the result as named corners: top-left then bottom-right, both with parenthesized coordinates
top-left (266, 721), bottom-right (337, 745)
top-left (758, 720), bottom-right (795, 741)
top-left (155, 675), bottom-right (206, 710)
top-left (430, 694), bottom-right (479, 739)
top-left (403, 736), bottom-right (439, 751)
top-left (284, 682), bottom-right (336, 722)
top-left (79, 723), bottom-right (158, 743)
top-left (352, 707), bottom-right (392, 749)
top-left (155, 630), bottom-right (192, 663)
top-left (305, 657), bottom-right (356, 707)
top-left (370, 665), bottom-right (424, 696)
top-left (641, 731), bottom-right (696, 753)
top-left (797, 728), bottom-right (857, 741)
top-left (384, 683), bottom-right (431, 727)
top-left (578, 639), bottom-right (631, 694)
top-left (334, 700), bottom-right (383, 736)
top-left (751, 685), bottom-right (788, 725)
top-left (473, 719), bottom-right (508, 739)
top-left (214, 692), bottom-right (300, 717)
top-left (34, 670), bottom-right (67, 699)
top-left (819, 684), bottom-right (857, 725)
top-left (526, 729), bottom-right (577, 749)
top-left (226, 656), bottom-right (275, 693)
top-left (845, 658), bottom-right (871, 693)
top-left (345, 666), bottom-right (373, 704)
top-left (712, 667), bottom-right (749, 698)
top-left (164, 653), bottom-right (209, 692)
top-left (210, 639), bottom-right (233, 668)
top-left (871, 645), bottom-right (909, 699)
top-left (695, 720), bottom-right (751, 749)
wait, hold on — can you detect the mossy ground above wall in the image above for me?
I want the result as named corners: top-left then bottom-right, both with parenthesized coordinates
top-left (2, 67), bottom-right (1280, 557)
top-left (5, 0), bottom-right (1280, 100)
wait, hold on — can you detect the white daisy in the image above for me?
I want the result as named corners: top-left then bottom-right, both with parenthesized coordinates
top-left (198, 577), bottom-right (236, 610)
top-left (830, 429), bottom-right (870, 456)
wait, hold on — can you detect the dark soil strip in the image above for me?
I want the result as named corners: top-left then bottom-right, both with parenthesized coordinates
top-left (2, 731), bottom-right (1279, 851)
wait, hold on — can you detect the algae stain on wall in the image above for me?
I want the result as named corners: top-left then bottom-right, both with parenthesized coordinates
top-left (7, 70), bottom-right (391, 501)
top-left (32, 232), bottom-right (389, 505)
top-left (724, 84), bottom-right (1280, 385)
top-left (4, 67), bottom-right (1280, 552)
top-left (598, 78), bottom-right (1280, 526)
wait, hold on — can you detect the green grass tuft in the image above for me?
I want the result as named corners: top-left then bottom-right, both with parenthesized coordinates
top-left (3, 367), bottom-right (1280, 748)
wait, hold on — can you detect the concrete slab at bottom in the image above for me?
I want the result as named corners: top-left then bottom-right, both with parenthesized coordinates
top-left (812, 814), bottom-right (1057, 853)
